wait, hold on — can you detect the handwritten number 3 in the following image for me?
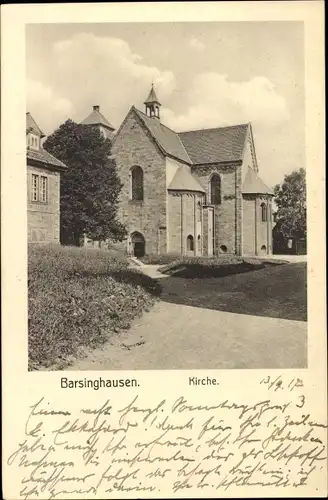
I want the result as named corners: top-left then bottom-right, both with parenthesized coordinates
top-left (296, 395), bottom-right (305, 408)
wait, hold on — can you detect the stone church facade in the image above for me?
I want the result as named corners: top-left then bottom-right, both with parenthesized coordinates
top-left (110, 85), bottom-right (273, 257)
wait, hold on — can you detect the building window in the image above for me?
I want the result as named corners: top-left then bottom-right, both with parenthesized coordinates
top-left (261, 202), bottom-right (268, 222)
top-left (187, 235), bottom-right (194, 251)
top-left (29, 134), bottom-right (39, 150)
top-left (131, 166), bottom-right (144, 201)
top-left (210, 174), bottom-right (221, 205)
top-left (40, 176), bottom-right (48, 203)
top-left (31, 174), bottom-right (39, 202)
top-left (31, 174), bottom-right (48, 203)
top-left (220, 245), bottom-right (228, 253)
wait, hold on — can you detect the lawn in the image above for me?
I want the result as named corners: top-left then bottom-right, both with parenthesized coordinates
top-left (159, 263), bottom-right (307, 321)
top-left (28, 244), bottom-right (160, 370)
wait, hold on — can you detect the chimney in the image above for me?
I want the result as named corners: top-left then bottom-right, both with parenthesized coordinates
top-left (93, 105), bottom-right (100, 112)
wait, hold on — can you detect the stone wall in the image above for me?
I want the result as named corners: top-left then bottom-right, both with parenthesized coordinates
top-left (192, 162), bottom-right (243, 255)
top-left (242, 196), bottom-right (256, 255)
top-left (241, 126), bottom-right (258, 182)
top-left (112, 111), bottom-right (167, 255)
top-left (27, 163), bottom-right (60, 243)
top-left (242, 194), bottom-right (273, 255)
top-left (202, 206), bottom-right (214, 257)
top-left (184, 193), bottom-right (195, 255)
top-left (257, 196), bottom-right (272, 255)
top-left (167, 192), bottom-right (182, 254)
top-left (235, 166), bottom-right (243, 255)
top-left (168, 192), bottom-right (203, 255)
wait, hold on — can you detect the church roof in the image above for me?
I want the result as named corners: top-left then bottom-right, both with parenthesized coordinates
top-left (134, 108), bottom-right (192, 164)
top-left (81, 106), bottom-right (115, 130)
top-left (26, 112), bottom-right (45, 138)
top-left (133, 107), bottom-right (249, 165)
top-left (144, 85), bottom-right (161, 105)
top-left (117, 106), bottom-right (253, 167)
top-left (168, 166), bottom-right (205, 193)
top-left (242, 166), bottom-right (273, 195)
top-left (27, 147), bottom-right (68, 171)
top-left (178, 124), bottom-right (249, 165)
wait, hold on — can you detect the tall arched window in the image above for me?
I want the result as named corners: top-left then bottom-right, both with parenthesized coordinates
top-left (187, 235), bottom-right (194, 251)
top-left (131, 166), bottom-right (144, 201)
top-left (261, 202), bottom-right (268, 222)
top-left (210, 174), bottom-right (221, 205)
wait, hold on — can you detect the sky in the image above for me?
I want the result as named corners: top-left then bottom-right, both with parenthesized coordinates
top-left (26, 22), bottom-right (305, 188)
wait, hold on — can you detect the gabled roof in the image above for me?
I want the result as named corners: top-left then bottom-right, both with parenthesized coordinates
top-left (178, 124), bottom-right (249, 165)
top-left (144, 85), bottom-right (161, 105)
top-left (134, 108), bottom-right (192, 164)
top-left (26, 112), bottom-right (45, 138)
top-left (114, 106), bottom-right (254, 167)
top-left (168, 166), bottom-right (205, 193)
top-left (81, 107), bottom-right (115, 130)
top-left (27, 148), bottom-right (68, 171)
top-left (242, 166), bottom-right (273, 195)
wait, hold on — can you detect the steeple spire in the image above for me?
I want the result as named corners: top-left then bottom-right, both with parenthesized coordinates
top-left (144, 83), bottom-right (161, 119)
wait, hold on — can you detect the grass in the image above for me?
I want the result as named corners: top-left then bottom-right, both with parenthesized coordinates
top-left (159, 262), bottom-right (307, 321)
top-left (28, 244), bottom-right (160, 371)
top-left (159, 255), bottom-right (287, 278)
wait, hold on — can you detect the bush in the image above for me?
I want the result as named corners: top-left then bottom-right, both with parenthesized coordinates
top-left (159, 255), bottom-right (266, 278)
top-left (28, 244), bottom-right (159, 370)
top-left (139, 253), bottom-right (182, 265)
top-left (242, 257), bottom-right (266, 267)
top-left (159, 256), bottom-right (241, 274)
top-left (257, 258), bottom-right (289, 265)
top-left (159, 255), bottom-right (289, 278)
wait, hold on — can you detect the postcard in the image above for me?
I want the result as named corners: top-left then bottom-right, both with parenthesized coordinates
top-left (1, 1), bottom-right (326, 498)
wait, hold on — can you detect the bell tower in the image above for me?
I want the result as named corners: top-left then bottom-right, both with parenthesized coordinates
top-left (144, 84), bottom-right (161, 119)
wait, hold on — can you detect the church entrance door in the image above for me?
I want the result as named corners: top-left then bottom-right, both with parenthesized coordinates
top-left (131, 232), bottom-right (146, 258)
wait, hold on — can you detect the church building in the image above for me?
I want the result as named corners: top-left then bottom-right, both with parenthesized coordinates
top-left (110, 85), bottom-right (274, 257)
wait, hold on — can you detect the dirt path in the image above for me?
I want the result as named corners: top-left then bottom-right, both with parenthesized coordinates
top-left (68, 263), bottom-right (307, 370)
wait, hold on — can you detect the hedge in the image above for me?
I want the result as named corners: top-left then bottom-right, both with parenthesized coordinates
top-left (28, 244), bottom-right (160, 370)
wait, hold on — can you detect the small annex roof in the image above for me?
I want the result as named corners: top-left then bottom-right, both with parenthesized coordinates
top-left (27, 148), bottom-right (68, 171)
top-left (26, 112), bottom-right (45, 138)
top-left (242, 166), bottom-right (273, 195)
top-left (81, 105), bottom-right (115, 130)
top-left (178, 124), bottom-right (249, 165)
top-left (134, 107), bottom-right (192, 164)
top-left (168, 166), bottom-right (205, 193)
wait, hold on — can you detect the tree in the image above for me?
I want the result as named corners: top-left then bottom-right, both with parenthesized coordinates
top-left (273, 168), bottom-right (306, 239)
top-left (44, 120), bottom-right (126, 245)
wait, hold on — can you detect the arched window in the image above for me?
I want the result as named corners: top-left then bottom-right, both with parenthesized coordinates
top-left (210, 174), bottom-right (221, 205)
top-left (261, 202), bottom-right (268, 222)
top-left (187, 235), bottom-right (194, 251)
top-left (197, 234), bottom-right (201, 252)
top-left (131, 166), bottom-right (144, 201)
